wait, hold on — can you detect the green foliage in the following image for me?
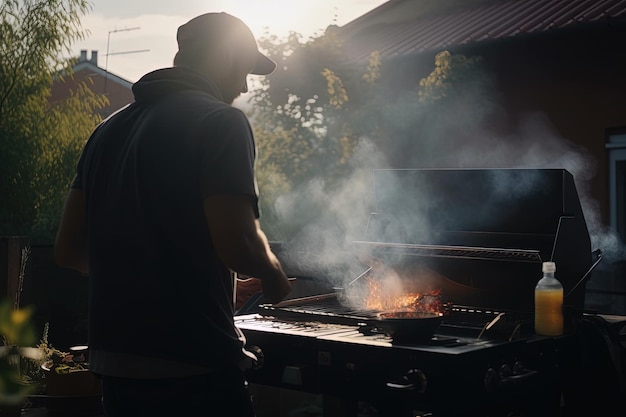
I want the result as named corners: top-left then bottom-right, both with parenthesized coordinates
top-left (0, 299), bottom-right (38, 400)
top-left (0, 297), bottom-right (78, 400)
top-left (249, 30), bottom-right (490, 240)
top-left (322, 68), bottom-right (348, 109)
top-left (362, 51), bottom-right (382, 85)
top-left (418, 51), bottom-right (484, 103)
top-left (0, 0), bottom-right (106, 243)
top-left (0, 300), bottom-right (36, 347)
top-left (30, 82), bottom-right (106, 241)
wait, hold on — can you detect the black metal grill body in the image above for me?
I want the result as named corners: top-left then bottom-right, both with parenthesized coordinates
top-left (237, 311), bottom-right (575, 417)
top-left (236, 169), bottom-right (596, 417)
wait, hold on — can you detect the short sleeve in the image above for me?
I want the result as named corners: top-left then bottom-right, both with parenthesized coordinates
top-left (198, 107), bottom-right (260, 217)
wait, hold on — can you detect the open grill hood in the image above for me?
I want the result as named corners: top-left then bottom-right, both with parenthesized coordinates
top-left (352, 168), bottom-right (593, 312)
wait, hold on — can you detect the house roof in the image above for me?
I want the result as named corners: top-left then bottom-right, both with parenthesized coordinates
top-left (51, 50), bottom-right (134, 118)
top-left (339, 0), bottom-right (626, 61)
top-left (72, 49), bottom-right (132, 89)
top-left (73, 61), bottom-right (133, 89)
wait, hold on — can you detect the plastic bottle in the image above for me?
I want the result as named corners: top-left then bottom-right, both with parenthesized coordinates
top-left (534, 261), bottom-right (564, 336)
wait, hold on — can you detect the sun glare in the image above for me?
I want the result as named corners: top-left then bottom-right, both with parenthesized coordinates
top-left (223, 0), bottom-right (338, 38)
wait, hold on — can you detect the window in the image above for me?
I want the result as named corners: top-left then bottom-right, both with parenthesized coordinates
top-left (607, 131), bottom-right (626, 242)
top-left (587, 130), bottom-right (626, 315)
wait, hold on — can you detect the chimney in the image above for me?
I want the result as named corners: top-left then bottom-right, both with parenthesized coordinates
top-left (90, 50), bottom-right (98, 65)
top-left (79, 50), bottom-right (87, 62)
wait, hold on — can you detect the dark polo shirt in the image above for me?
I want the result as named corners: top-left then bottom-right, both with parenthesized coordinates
top-left (73, 67), bottom-right (258, 377)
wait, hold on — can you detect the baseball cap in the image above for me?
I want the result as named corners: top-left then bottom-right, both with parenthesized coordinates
top-left (176, 12), bottom-right (277, 75)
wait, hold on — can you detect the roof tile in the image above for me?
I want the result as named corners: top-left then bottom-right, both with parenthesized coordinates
top-left (340, 0), bottom-right (626, 60)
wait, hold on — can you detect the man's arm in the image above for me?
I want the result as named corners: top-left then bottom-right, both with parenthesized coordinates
top-left (54, 189), bottom-right (89, 274)
top-left (203, 194), bottom-right (292, 304)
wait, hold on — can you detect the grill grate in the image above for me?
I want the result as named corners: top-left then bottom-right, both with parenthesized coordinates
top-left (260, 297), bottom-right (379, 325)
top-left (261, 297), bottom-right (510, 329)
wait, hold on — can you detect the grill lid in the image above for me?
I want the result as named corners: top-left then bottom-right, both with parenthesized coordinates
top-left (354, 168), bottom-right (593, 311)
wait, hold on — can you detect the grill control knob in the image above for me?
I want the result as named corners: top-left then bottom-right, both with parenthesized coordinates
top-left (246, 345), bottom-right (264, 370)
top-left (484, 367), bottom-right (500, 392)
top-left (485, 362), bottom-right (538, 391)
top-left (500, 363), bottom-right (512, 378)
top-left (386, 369), bottom-right (427, 393)
top-left (501, 361), bottom-right (538, 385)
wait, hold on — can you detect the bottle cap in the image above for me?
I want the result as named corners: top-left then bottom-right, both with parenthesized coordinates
top-left (542, 262), bottom-right (556, 273)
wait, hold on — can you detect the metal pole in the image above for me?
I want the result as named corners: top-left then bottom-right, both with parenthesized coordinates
top-left (104, 27), bottom-right (142, 94)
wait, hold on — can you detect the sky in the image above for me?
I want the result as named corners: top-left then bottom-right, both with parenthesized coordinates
top-left (72, 0), bottom-right (388, 82)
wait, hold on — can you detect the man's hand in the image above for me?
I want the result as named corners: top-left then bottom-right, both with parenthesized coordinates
top-left (235, 277), bottom-right (262, 309)
top-left (236, 276), bottom-right (295, 309)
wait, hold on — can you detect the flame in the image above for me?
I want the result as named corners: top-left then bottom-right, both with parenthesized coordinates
top-left (364, 279), bottom-right (444, 313)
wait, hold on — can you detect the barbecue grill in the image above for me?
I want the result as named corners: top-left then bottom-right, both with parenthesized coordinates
top-left (236, 169), bottom-right (619, 417)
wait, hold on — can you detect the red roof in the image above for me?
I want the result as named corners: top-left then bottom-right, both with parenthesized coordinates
top-left (340, 0), bottom-right (626, 60)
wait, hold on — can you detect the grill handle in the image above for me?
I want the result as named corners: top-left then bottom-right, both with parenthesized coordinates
top-left (385, 369), bottom-right (427, 394)
top-left (484, 362), bottom-right (539, 392)
top-left (565, 249), bottom-right (603, 300)
top-left (500, 362), bottom-right (539, 385)
top-left (346, 266), bottom-right (373, 286)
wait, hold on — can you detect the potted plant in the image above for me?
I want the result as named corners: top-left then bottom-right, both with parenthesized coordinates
top-left (0, 298), bottom-right (40, 416)
top-left (0, 322), bottom-right (103, 417)
top-left (39, 342), bottom-right (101, 397)
top-left (17, 324), bottom-right (103, 416)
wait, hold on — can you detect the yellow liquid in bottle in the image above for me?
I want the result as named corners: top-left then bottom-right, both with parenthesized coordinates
top-left (534, 288), bottom-right (564, 336)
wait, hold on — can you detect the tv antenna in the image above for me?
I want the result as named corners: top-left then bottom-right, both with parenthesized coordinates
top-left (104, 27), bottom-right (150, 93)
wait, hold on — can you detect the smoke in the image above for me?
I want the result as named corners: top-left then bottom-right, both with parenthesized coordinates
top-left (266, 64), bottom-right (626, 293)
top-left (420, 105), bottom-right (626, 263)
top-left (273, 138), bottom-right (386, 286)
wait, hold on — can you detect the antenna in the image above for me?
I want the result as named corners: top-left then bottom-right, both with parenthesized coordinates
top-left (104, 27), bottom-right (150, 93)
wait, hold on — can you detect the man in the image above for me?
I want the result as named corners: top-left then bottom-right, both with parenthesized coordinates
top-left (54, 12), bottom-right (292, 417)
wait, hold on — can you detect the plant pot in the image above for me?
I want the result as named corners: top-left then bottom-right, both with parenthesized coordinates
top-left (42, 367), bottom-right (102, 397)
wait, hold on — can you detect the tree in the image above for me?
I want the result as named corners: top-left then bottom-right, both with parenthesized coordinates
top-left (249, 29), bottom-right (491, 241)
top-left (0, 0), bottom-right (107, 243)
